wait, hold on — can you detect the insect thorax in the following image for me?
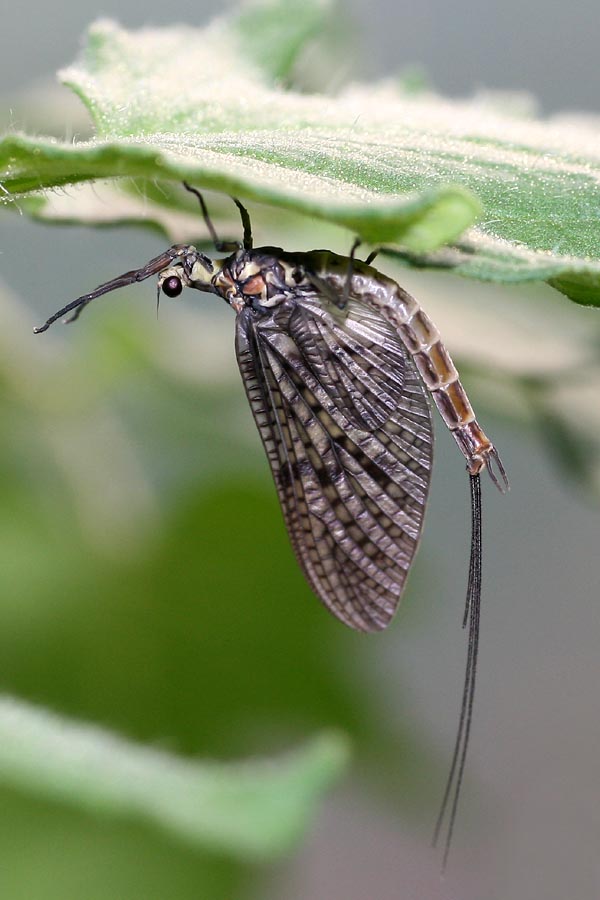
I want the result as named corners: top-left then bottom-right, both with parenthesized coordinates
top-left (204, 248), bottom-right (314, 311)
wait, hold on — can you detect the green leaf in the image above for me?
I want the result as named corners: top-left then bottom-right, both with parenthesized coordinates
top-left (0, 4), bottom-right (480, 254)
top-left (233, 0), bottom-right (340, 84)
top-left (2, 1), bottom-right (600, 303)
top-left (0, 694), bottom-right (349, 860)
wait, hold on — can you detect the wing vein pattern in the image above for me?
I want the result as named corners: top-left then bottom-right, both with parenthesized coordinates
top-left (235, 292), bottom-right (434, 632)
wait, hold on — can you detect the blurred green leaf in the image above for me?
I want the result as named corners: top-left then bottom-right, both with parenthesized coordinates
top-left (0, 695), bottom-right (349, 860)
top-left (0, 276), bottom-right (437, 833)
top-left (0, 791), bottom-right (243, 900)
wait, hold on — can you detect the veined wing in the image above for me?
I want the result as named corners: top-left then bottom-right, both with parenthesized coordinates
top-left (235, 294), bottom-right (433, 632)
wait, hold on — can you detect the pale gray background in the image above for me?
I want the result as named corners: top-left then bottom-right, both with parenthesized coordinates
top-left (1, 2), bottom-right (600, 900)
top-left (3, 0), bottom-right (600, 111)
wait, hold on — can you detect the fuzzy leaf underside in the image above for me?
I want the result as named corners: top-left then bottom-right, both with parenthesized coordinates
top-left (0, 132), bottom-right (478, 249)
top-left (1, 7), bottom-right (600, 304)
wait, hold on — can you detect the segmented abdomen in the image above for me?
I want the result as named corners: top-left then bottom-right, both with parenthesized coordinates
top-left (307, 251), bottom-right (495, 476)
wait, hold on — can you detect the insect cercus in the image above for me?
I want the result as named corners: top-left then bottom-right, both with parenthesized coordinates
top-left (34, 181), bottom-right (508, 864)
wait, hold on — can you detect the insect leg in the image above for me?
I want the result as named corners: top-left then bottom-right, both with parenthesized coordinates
top-left (183, 182), bottom-right (253, 252)
top-left (33, 247), bottom-right (181, 334)
top-left (231, 198), bottom-right (253, 250)
top-left (340, 239), bottom-right (380, 304)
top-left (303, 271), bottom-right (348, 309)
top-left (63, 298), bottom-right (92, 325)
top-left (183, 181), bottom-right (236, 251)
top-left (340, 238), bottom-right (361, 309)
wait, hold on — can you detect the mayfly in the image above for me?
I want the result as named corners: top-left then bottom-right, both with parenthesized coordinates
top-left (34, 182), bottom-right (508, 864)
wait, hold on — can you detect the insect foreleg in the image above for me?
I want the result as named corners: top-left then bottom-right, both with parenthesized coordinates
top-left (182, 182), bottom-right (253, 252)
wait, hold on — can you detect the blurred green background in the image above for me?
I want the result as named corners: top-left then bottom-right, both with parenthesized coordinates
top-left (2, 2), bottom-right (600, 899)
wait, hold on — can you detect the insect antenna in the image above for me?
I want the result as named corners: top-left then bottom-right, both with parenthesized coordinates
top-left (433, 472), bottom-right (483, 868)
top-left (33, 247), bottom-right (180, 334)
top-left (339, 238), bottom-right (361, 309)
top-left (182, 182), bottom-right (253, 251)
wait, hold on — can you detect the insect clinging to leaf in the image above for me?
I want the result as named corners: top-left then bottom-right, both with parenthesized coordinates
top-left (34, 181), bottom-right (508, 864)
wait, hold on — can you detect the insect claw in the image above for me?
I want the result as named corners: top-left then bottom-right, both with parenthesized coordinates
top-left (64, 302), bottom-right (90, 325)
top-left (486, 448), bottom-right (510, 493)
